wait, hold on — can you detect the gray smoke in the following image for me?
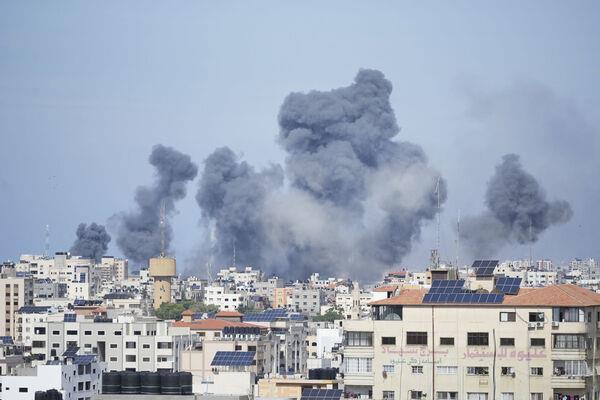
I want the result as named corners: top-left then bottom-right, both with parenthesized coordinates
top-left (70, 222), bottom-right (111, 262)
top-left (461, 153), bottom-right (572, 257)
top-left (196, 69), bottom-right (446, 281)
top-left (116, 144), bottom-right (198, 266)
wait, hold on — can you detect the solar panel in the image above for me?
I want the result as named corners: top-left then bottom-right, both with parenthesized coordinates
top-left (211, 351), bottom-right (255, 366)
top-left (62, 346), bottom-right (80, 357)
top-left (301, 389), bottom-right (343, 400)
top-left (429, 279), bottom-right (465, 294)
top-left (63, 314), bottom-right (76, 322)
top-left (495, 277), bottom-right (522, 295)
top-left (472, 260), bottom-right (499, 277)
top-left (18, 306), bottom-right (52, 314)
top-left (424, 291), bottom-right (504, 304)
top-left (0, 336), bottom-right (13, 345)
top-left (73, 355), bottom-right (95, 364)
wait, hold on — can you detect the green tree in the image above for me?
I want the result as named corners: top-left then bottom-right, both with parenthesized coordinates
top-left (155, 302), bottom-right (185, 320)
top-left (312, 308), bottom-right (344, 322)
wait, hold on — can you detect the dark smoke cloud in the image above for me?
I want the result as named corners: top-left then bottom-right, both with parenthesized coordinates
top-left (70, 223), bottom-right (111, 262)
top-left (461, 154), bottom-right (572, 257)
top-left (115, 144), bottom-right (198, 266)
top-left (196, 70), bottom-right (446, 281)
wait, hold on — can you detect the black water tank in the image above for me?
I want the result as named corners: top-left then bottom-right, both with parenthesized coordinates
top-left (102, 371), bottom-right (121, 394)
top-left (179, 371), bottom-right (193, 395)
top-left (140, 372), bottom-right (161, 394)
top-left (160, 372), bottom-right (181, 395)
top-left (34, 391), bottom-right (47, 400)
top-left (46, 389), bottom-right (63, 400)
top-left (120, 371), bottom-right (140, 394)
top-left (308, 369), bottom-right (317, 379)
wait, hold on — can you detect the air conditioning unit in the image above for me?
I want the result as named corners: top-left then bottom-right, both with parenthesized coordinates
top-left (536, 322), bottom-right (544, 328)
top-left (528, 322), bottom-right (536, 328)
top-left (510, 372), bottom-right (515, 378)
top-left (552, 321), bottom-right (559, 327)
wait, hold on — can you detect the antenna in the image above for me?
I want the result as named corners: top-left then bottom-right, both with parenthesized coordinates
top-left (206, 263), bottom-right (213, 285)
top-left (455, 210), bottom-right (460, 268)
top-left (159, 200), bottom-right (166, 257)
top-left (432, 176), bottom-right (441, 268)
top-left (528, 217), bottom-right (533, 269)
top-left (44, 224), bottom-right (50, 257)
top-left (232, 240), bottom-right (236, 267)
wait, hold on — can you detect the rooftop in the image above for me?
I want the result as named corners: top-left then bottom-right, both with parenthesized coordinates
top-left (172, 319), bottom-right (262, 331)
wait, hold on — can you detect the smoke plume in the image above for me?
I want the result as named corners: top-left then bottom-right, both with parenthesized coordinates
top-left (196, 69), bottom-right (446, 280)
top-left (115, 144), bottom-right (198, 266)
top-left (461, 153), bottom-right (572, 257)
top-left (70, 222), bottom-right (111, 262)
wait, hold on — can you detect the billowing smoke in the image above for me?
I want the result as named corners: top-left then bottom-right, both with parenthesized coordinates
top-left (70, 223), bottom-right (111, 262)
top-left (115, 144), bottom-right (198, 266)
top-left (196, 69), bottom-right (446, 280)
top-left (461, 154), bottom-right (572, 257)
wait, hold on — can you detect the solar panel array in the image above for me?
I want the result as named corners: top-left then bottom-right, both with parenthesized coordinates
top-left (472, 260), bottom-right (499, 277)
top-left (0, 336), bottom-right (13, 345)
top-left (495, 277), bottom-right (522, 295)
top-left (301, 389), bottom-right (343, 400)
top-left (244, 308), bottom-right (288, 322)
top-left (64, 314), bottom-right (77, 322)
top-left (428, 279), bottom-right (465, 293)
top-left (18, 306), bottom-right (52, 314)
top-left (211, 351), bottom-right (255, 366)
top-left (73, 355), bottom-right (96, 365)
top-left (423, 292), bottom-right (504, 304)
top-left (62, 346), bottom-right (79, 357)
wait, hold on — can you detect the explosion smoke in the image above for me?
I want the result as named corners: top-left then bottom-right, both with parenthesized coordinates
top-left (116, 144), bottom-right (198, 266)
top-left (461, 153), bottom-right (572, 257)
top-left (196, 69), bottom-right (446, 280)
top-left (69, 222), bottom-right (111, 262)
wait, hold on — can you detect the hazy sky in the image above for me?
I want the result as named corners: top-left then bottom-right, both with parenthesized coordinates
top-left (1, 1), bottom-right (599, 275)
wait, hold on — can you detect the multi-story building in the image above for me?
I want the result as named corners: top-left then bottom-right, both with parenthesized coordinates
top-left (335, 284), bottom-right (373, 320)
top-left (286, 286), bottom-right (325, 316)
top-left (342, 283), bottom-right (600, 400)
top-left (254, 277), bottom-right (284, 307)
top-left (0, 352), bottom-right (104, 400)
top-left (27, 313), bottom-right (192, 372)
top-left (204, 285), bottom-right (247, 311)
top-left (0, 273), bottom-right (33, 338)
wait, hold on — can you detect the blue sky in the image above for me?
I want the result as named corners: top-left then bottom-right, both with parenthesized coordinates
top-left (1, 1), bottom-right (599, 273)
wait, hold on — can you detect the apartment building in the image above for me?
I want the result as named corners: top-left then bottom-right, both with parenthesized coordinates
top-left (0, 353), bottom-right (104, 400)
top-left (0, 274), bottom-right (33, 338)
top-left (342, 283), bottom-right (600, 400)
top-left (204, 285), bottom-right (247, 311)
top-left (286, 286), bottom-right (325, 316)
top-left (27, 314), bottom-right (192, 372)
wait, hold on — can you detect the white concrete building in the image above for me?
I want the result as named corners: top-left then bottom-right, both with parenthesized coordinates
top-left (204, 284), bottom-right (247, 311)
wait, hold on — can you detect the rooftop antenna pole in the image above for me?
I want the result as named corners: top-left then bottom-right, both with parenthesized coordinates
top-left (528, 217), bottom-right (533, 269)
top-left (455, 210), bottom-right (460, 269)
top-left (44, 224), bottom-right (50, 257)
top-left (232, 240), bottom-right (236, 267)
top-left (435, 177), bottom-right (441, 267)
top-left (159, 200), bottom-right (166, 257)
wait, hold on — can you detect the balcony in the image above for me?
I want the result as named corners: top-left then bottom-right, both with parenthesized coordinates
top-left (551, 374), bottom-right (586, 389)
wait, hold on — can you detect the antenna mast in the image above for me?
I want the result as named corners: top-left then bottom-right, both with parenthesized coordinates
top-left (528, 217), bottom-right (533, 268)
top-left (434, 177), bottom-right (441, 268)
top-left (44, 224), bottom-right (50, 257)
top-left (159, 200), bottom-right (166, 257)
top-left (455, 210), bottom-right (460, 268)
top-left (232, 240), bottom-right (236, 267)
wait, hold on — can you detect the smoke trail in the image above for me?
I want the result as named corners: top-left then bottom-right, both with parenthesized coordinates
top-left (115, 144), bottom-right (198, 265)
top-left (69, 222), bottom-right (111, 262)
top-left (461, 153), bottom-right (572, 257)
top-left (196, 70), bottom-right (445, 280)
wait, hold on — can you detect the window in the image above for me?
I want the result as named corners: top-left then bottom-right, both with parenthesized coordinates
top-left (440, 337), bottom-right (454, 345)
top-left (466, 367), bottom-right (489, 375)
top-left (499, 312), bottom-right (516, 322)
top-left (98, 331), bottom-right (105, 335)
top-left (32, 341), bottom-right (45, 348)
top-left (467, 332), bottom-right (489, 346)
top-left (500, 338), bottom-right (515, 346)
top-left (19, 388), bottom-right (28, 393)
top-left (142, 344), bottom-right (150, 349)
top-left (125, 342), bottom-right (136, 349)
top-left (553, 307), bottom-right (584, 322)
top-left (114, 331), bottom-right (122, 336)
top-left (345, 332), bottom-right (373, 347)
top-left (553, 334), bottom-right (586, 349)
top-left (467, 394), bottom-right (488, 400)
top-left (530, 367), bottom-right (543, 376)
top-left (143, 357), bottom-right (150, 362)
top-left (133, 330), bottom-right (141, 335)
top-left (52, 330), bottom-right (60, 335)
top-left (66, 330), bottom-right (77, 335)
top-left (383, 391), bottom-right (395, 400)
top-left (84, 331), bottom-right (91, 336)
top-left (500, 394), bottom-right (514, 400)
top-left (157, 342), bottom-right (172, 349)
top-left (406, 332), bottom-right (427, 345)
top-left (382, 336), bottom-right (396, 345)
top-left (530, 338), bottom-right (545, 347)
top-left (529, 312), bottom-right (545, 322)
top-left (34, 327), bottom-right (46, 334)
top-left (345, 357), bottom-right (372, 374)
top-left (383, 364), bottom-right (395, 373)
top-left (501, 367), bottom-right (515, 376)
top-left (110, 344), bottom-right (117, 349)
top-left (410, 391), bottom-right (424, 400)
top-left (530, 394), bottom-right (543, 400)
top-left (411, 365), bottom-right (423, 374)
top-left (436, 365), bottom-right (457, 375)
top-left (437, 393), bottom-right (457, 400)
top-left (553, 360), bottom-right (588, 376)
top-left (125, 355), bottom-right (136, 362)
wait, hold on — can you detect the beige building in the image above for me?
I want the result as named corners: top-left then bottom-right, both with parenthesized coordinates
top-left (342, 284), bottom-right (600, 400)
top-left (149, 256), bottom-right (176, 309)
top-left (0, 275), bottom-right (33, 338)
